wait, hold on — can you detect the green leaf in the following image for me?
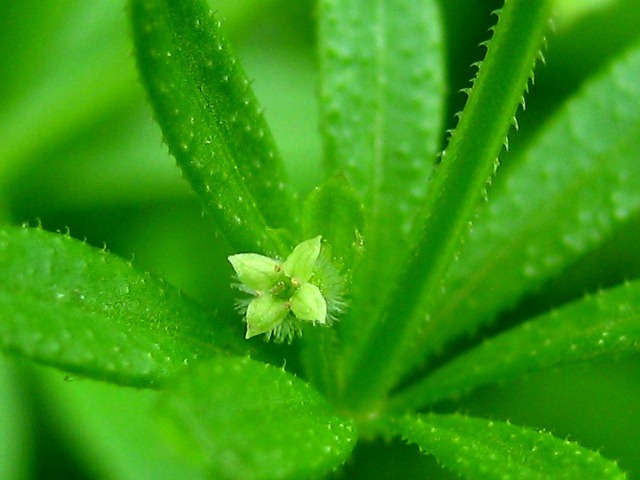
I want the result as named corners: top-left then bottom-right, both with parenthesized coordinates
top-left (39, 369), bottom-right (205, 480)
top-left (391, 279), bottom-right (640, 411)
top-left (300, 175), bottom-right (364, 399)
top-left (318, 0), bottom-right (445, 220)
top-left (158, 356), bottom-right (357, 480)
top-left (317, 0), bottom-right (446, 344)
top-left (0, 226), bottom-right (241, 388)
top-left (382, 413), bottom-right (627, 480)
top-left (302, 173), bottom-right (365, 398)
top-left (424, 39), bottom-right (640, 364)
top-left (0, 359), bottom-right (29, 480)
top-left (129, 0), bottom-right (298, 256)
top-left (301, 173), bottom-right (365, 271)
top-left (340, 0), bottom-right (552, 410)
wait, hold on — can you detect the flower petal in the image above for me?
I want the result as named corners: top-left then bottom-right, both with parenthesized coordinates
top-left (245, 294), bottom-right (289, 339)
top-left (290, 283), bottom-right (327, 324)
top-left (228, 253), bottom-right (282, 291)
top-left (283, 236), bottom-right (322, 283)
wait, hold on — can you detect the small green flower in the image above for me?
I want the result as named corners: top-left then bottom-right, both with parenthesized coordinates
top-left (228, 236), bottom-right (335, 341)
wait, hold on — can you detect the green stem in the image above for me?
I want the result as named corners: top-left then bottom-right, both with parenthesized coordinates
top-left (340, 0), bottom-right (552, 412)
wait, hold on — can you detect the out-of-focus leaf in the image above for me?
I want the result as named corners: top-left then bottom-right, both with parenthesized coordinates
top-left (0, 226), bottom-right (242, 388)
top-left (0, 1), bottom-right (137, 191)
top-left (39, 368), bottom-right (205, 480)
top-left (159, 356), bottom-right (357, 480)
top-left (7, 106), bottom-right (187, 214)
top-left (0, 358), bottom-right (29, 480)
top-left (382, 413), bottom-right (627, 479)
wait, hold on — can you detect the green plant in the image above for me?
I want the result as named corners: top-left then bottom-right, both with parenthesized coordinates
top-left (1, 0), bottom-right (640, 478)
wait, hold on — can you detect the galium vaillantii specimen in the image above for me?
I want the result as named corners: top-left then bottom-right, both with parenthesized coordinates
top-left (0, 0), bottom-right (638, 478)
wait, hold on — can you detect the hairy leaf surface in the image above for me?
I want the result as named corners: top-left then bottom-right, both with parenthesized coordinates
top-left (392, 279), bottom-right (640, 411)
top-left (426, 41), bottom-right (640, 362)
top-left (0, 226), bottom-right (240, 387)
top-left (159, 356), bottom-right (357, 480)
top-left (383, 413), bottom-right (627, 479)
top-left (130, 0), bottom-right (297, 256)
top-left (340, 0), bottom-right (552, 409)
top-left (318, 0), bottom-right (446, 348)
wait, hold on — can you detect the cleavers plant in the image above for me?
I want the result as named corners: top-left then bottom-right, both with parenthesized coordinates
top-left (1, 0), bottom-right (640, 478)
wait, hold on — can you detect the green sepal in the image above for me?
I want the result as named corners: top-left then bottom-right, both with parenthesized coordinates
top-left (230, 236), bottom-right (336, 341)
top-left (245, 294), bottom-right (289, 339)
top-left (158, 356), bottom-right (357, 480)
top-left (228, 253), bottom-right (282, 292)
top-left (291, 283), bottom-right (327, 324)
top-left (283, 235), bottom-right (322, 283)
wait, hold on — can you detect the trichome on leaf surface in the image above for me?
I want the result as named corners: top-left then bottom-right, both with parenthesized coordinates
top-left (1, 0), bottom-right (640, 478)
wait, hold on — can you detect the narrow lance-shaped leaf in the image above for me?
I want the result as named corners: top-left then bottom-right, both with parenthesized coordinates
top-left (318, 0), bottom-right (446, 346)
top-left (423, 39), bottom-right (640, 364)
top-left (158, 356), bottom-right (357, 480)
top-left (391, 279), bottom-right (640, 412)
top-left (0, 226), bottom-right (243, 388)
top-left (129, 0), bottom-right (297, 256)
top-left (379, 413), bottom-right (627, 480)
top-left (300, 174), bottom-right (364, 398)
top-left (340, 0), bottom-right (552, 410)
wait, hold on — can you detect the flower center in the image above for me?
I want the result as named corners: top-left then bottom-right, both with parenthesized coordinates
top-left (270, 274), bottom-right (300, 300)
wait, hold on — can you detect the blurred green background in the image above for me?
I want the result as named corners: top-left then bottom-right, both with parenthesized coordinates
top-left (1, 0), bottom-right (639, 478)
